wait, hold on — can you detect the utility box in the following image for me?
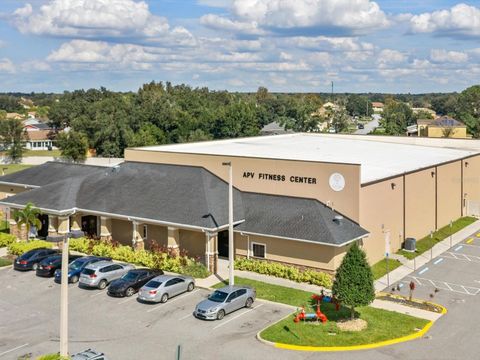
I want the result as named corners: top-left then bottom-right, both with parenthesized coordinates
top-left (403, 237), bottom-right (416, 252)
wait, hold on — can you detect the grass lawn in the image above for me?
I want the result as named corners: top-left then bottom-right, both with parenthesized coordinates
top-left (216, 277), bottom-right (428, 347)
top-left (371, 258), bottom-right (402, 280)
top-left (260, 304), bottom-right (429, 347)
top-left (0, 164), bottom-right (33, 175)
top-left (23, 149), bottom-right (61, 157)
top-left (0, 257), bottom-right (12, 267)
top-left (398, 216), bottom-right (477, 260)
top-left (213, 276), bottom-right (315, 307)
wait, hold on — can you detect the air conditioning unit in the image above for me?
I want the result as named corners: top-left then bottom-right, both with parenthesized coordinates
top-left (403, 238), bottom-right (416, 252)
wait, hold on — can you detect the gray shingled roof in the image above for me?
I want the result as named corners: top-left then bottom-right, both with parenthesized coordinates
top-left (0, 162), bottom-right (104, 187)
top-left (0, 161), bottom-right (367, 245)
top-left (236, 192), bottom-right (368, 246)
top-left (2, 162), bottom-right (244, 230)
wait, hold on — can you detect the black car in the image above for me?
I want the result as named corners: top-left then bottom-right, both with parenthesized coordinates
top-left (107, 269), bottom-right (163, 297)
top-left (358, 124), bottom-right (365, 129)
top-left (14, 248), bottom-right (59, 271)
top-left (36, 254), bottom-right (83, 277)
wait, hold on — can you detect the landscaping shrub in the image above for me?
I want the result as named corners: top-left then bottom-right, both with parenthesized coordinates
top-left (0, 232), bottom-right (16, 247)
top-left (8, 239), bottom-right (53, 255)
top-left (235, 258), bottom-right (332, 288)
top-left (36, 354), bottom-right (69, 360)
top-left (67, 238), bottom-right (210, 278)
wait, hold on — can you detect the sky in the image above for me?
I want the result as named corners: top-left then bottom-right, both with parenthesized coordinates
top-left (0, 0), bottom-right (479, 93)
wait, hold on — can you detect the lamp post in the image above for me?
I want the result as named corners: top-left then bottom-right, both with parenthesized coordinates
top-left (222, 161), bottom-right (234, 286)
top-left (59, 232), bottom-right (69, 357)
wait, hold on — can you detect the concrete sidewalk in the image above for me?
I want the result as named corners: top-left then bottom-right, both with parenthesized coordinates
top-left (370, 299), bottom-right (443, 322)
top-left (374, 219), bottom-right (480, 292)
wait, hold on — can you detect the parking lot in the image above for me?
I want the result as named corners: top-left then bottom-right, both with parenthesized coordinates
top-left (0, 268), bottom-right (293, 360)
top-left (2, 233), bottom-right (480, 360)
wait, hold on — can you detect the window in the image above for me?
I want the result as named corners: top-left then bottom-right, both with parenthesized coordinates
top-left (226, 292), bottom-right (237, 302)
top-left (237, 289), bottom-right (247, 297)
top-left (251, 243), bottom-right (266, 258)
top-left (165, 279), bottom-right (176, 287)
top-left (143, 225), bottom-right (148, 240)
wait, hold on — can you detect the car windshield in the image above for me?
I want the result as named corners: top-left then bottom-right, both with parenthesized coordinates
top-left (69, 259), bottom-right (86, 271)
top-left (145, 280), bottom-right (162, 288)
top-left (122, 272), bottom-right (139, 281)
top-left (208, 290), bottom-right (228, 303)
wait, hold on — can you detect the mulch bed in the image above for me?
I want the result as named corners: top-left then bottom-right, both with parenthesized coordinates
top-left (377, 294), bottom-right (443, 313)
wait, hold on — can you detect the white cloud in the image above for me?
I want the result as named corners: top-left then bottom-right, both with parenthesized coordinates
top-left (47, 40), bottom-right (160, 70)
top-left (430, 49), bottom-right (468, 63)
top-left (0, 58), bottom-right (15, 73)
top-left (202, 0), bottom-right (389, 35)
top-left (12, 0), bottom-right (170, 39)
top-left (377, 49), bottom-right (407, 65)
top-left (410, 4), bottom-right (480, 37)
top-left (199, 14), bottom-right (263, 35)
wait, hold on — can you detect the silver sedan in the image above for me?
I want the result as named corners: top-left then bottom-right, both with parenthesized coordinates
top-left (194, 285), bottom-right (256, 320)
top-left (137, 275), bottom-right (195, 303)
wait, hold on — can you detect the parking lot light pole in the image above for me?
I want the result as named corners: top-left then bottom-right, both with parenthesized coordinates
top-left (60, 233), bottom-right (69, 357)
top-left (222, 161), bottom-right (234, 286)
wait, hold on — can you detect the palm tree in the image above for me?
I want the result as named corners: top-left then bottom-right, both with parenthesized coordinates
top-left (14, 202), bottom-right (42, 242)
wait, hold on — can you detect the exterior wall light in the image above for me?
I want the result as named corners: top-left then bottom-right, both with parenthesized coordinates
top-left (391, 182), bottom-right (396, 190)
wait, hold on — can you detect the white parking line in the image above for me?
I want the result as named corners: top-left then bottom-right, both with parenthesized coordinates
top-left (212, 304), bottom-right (265, 330)
top-left (418, 267), bottom-right (429, 275)
top-left (118, 296), bottom-right (137, 305)
top-left (408, 276), bottom-right (480, 296)
top-left (454, 245), bottom-right (463, 251)
top-left (444, 252), bottom-right (480, 263)
top-left (179, 312), bottom-right (193, 321)
top-left (0, 343), bottom-right (29, 357)
top-left (147, 289), bottom-right (199, 313)
top-left (433, 258), bottom-right (444, 265)
top-left (90, 291), bottom-right (106, 298)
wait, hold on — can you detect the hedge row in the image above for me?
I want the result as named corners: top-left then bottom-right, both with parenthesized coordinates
top-left (234, 258), bottom-right (333, 288)
top-left (0, 233), bottom-right (16, 248)
top-left (69, 238), bottom-right (210, 279)
top-left (7, 239), bottom-right (53, 255)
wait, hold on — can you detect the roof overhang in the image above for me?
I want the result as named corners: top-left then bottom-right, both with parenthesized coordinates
top-left (0, 201), bottom-right (245, 233)
top-left (234, 229), bottom-right (370, 248)
top-left (0, 181), bottom-right (40, 189)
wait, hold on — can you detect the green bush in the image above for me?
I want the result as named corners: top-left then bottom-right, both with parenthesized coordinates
top-left (67, 238), bottom-right (210, 278)
top-left (235, 258), bottom-right (332, 288)
top-left (36, 354), bottom-right (69, 360)
top-left (8, 239), bottom-right (53, 255)
top-left (0, 232), bottom-right (16, 247)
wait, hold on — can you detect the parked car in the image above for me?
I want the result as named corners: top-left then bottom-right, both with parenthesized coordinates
top-left (54, 256), bottom-right (111, 284)
top-left (358, 123), bottom-right (365, 129)
top-left (107, 269), bottom-right (163, 297)
top-left (79, 261), bottom-right (135, 289)
top-left (194, 285), bottom-right (256, 320)
top-left (138, 274), bottom-right (195, 303)
top-left (36, 253), bottom-right (83, 277)
top-left (71, 349), bottom-right (108, 360)
top-left (13, 248), bottom-right (59, 271)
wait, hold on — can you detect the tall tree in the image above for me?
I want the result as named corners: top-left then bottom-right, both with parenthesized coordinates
top-left (332, 242), bottom-right (375, 320)
top-left (381, 99), bottom-right (414, 135)
top-left (56, 130), bottom-right (89, 162)
top-left (14, 202), bottom-right (42, 241)
top-left (0, 119), bottom-right (26, 162)
top-left (456, 85), bottom-right (480, 138)
top-left (346, 95), bottom-right (372, 117)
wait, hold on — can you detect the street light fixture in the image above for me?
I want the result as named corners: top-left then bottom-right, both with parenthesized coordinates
top-left (222, 161), bottom-right (234, 286)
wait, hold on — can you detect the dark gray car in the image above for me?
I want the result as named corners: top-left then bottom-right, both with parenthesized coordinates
top-left (79, 261), bottom-right (134, 289)
top-left (194, 285), bottom-right (256, 320)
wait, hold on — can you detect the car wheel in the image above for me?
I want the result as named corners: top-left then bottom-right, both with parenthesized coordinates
top-left (161, 293), bottom-right (169, 303)
top-left (125, 287), bottom-right (135, 297)
top-left (245, 297), bottom-right (254, 308)
top-left (98, 280), bottom-right (107, 290)
top-left (70, 275), bottom-right (79, 284)
top-left (32, 263), bottom-right (38, 271)
top-left (216, 310), bottom-right (225, 320)
top-left (187, 282), bottom-right (195, 292)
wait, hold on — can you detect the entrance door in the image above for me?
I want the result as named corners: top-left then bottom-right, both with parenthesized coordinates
top-left (81, 215), bottom-right (98, 237)
top-left (218, 230), bottom-right (229, 258)
top-left (37, 214), bottom-right (49, 239)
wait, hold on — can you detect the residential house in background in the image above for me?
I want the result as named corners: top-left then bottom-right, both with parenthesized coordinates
top-left (371, 102), bottom-right (384, 113)
top-left (417, 116), bottom-right (468, 138)
top-left (22, 118), bottom-right (56, 150)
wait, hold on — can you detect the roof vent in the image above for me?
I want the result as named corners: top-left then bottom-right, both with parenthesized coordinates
top-left (333, 215), bottom-right (343, 224)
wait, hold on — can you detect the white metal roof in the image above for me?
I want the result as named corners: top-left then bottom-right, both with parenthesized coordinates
top-left (136, 134), bottom-right (479, 184)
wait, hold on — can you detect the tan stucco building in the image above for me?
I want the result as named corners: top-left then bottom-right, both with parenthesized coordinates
top-left (2, 133), bottom-right (480, 274)
top-left (417, 116), bottom-right (468, 138)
